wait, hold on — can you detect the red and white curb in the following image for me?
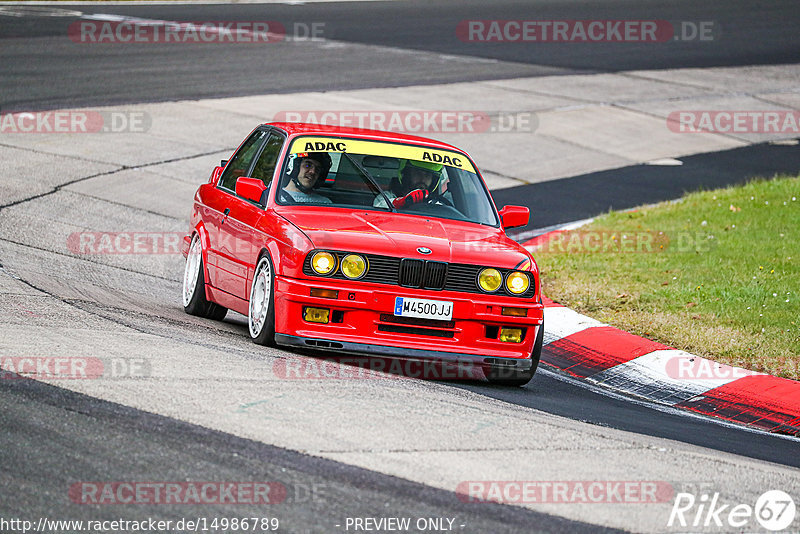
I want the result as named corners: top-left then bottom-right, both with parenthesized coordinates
top-left (523, 232), bottom-right (800, 437)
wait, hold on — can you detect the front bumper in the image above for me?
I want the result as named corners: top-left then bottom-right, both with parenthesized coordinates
top-left (273, 275), bottom-right (543, 367)
top-left (274, 334), bottom-right (533, 371)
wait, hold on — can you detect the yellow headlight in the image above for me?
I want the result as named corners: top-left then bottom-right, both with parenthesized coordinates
top-left (311, 251), bottom-right (336, 275)
top-left (499, 327), bottom-right (523, 343)
top-left (341, 254), bottom-right (367, 279)
top-left (505, 271), bottom-right (530, 294)
top-left (303, 307), bottom-right (330, 323)
top-left (478, 268), bottom-right (502, 292)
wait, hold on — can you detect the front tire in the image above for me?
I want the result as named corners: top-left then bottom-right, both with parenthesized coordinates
top-left (249, 254), bottom-right (276, 346)
top-left (486, 321), bottom-right (544, 387)
top-left (182, 234), bottom-right (227, 320)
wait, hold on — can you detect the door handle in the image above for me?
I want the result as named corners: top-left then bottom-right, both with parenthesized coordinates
top-left (221, 208), bottom-right (230, 225)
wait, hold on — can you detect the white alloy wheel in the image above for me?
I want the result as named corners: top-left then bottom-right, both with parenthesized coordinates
top-left (249, 257), bottom-right (272, 338)
top-left (182, 235), bottom-right (202, 308)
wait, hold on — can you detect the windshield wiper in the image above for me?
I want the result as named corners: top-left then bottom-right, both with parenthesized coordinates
top-left (342, 152), bottom-right (396, 212)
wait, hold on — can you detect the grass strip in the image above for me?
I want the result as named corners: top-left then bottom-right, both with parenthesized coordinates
top-left (536, 174), bottom-right (799, 380)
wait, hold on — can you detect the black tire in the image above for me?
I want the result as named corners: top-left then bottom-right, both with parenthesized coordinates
top-left (206, 302), bottom-right (228, 321)
top-left (486, 320), bottom-right (544, 386)
top-left (248, 254), bottom-right (276, 346)
top-left (182, 234), bottom-right (228, 320)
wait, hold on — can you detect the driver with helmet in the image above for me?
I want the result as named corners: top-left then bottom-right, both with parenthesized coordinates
top-left (373, 159), bottom-right (443, 209)
top-left (281, 152), bottom-right (333, 204)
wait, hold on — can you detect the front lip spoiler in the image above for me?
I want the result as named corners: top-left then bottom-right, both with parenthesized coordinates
top-left (274, 334), bottom-right (533, 371)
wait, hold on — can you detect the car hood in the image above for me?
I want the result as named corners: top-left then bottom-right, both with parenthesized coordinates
top-left (276, 207), bottom-right (531, 268)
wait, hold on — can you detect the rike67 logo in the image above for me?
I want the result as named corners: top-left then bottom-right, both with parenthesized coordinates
top-left (668, 490), bottom-right (796, 531)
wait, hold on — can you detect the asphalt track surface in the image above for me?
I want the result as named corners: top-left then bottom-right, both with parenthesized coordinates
top-left (1, 0), bottom-right (799, 110)
top-left (498, 140), bottom-right (800, 232)
top-left (2, 2), bottom-right (800, 533)
top-left (1, 375), bottom-right (612, 534)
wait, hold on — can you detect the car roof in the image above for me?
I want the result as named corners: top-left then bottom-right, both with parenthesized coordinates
top-left (265, 122), bottom-right (465, 152)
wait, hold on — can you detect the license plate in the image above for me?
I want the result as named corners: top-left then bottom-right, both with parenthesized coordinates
top-left (394, 297), bottom-right (453, 321)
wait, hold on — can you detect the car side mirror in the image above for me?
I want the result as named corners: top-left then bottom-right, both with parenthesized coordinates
top-left (498, 205), bottom-right (530, 229)
top-left (209, 166), bottom-right (224, 185)
top-left (236, 177), bottom-right (268, 205)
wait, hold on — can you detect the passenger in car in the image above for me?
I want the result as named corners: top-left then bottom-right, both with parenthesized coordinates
top-left (281, 152), bottom-right (333, 204)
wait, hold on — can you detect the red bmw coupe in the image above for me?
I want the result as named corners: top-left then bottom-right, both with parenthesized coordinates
top-left (182, 123), bottom-right (544, 385)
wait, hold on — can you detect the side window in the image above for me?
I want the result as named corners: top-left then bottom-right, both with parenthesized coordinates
top-left (218, 129), bottom-right (269, 191)
top-left (250, 134), bottom-right (284, 186)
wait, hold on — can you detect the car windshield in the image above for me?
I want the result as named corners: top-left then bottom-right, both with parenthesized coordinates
top-left (276, 136), bottom-right (499, 226)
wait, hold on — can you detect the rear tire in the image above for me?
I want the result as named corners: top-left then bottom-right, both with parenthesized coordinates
top-left (182, 234), bottom-right (228, 320)
top-left (249, 254), bottom-right (276, 346)
top-left (486, 321), bottom-right (543, 386)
